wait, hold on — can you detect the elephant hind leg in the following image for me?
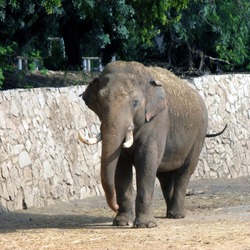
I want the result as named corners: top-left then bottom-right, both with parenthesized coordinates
top-left (166, 172), bottom-right (190, 219)
top-left (157, 159), bottom-right (199, 219)
top-left (167, 158), bottom-right (199, 219)
top-left (156, 171), bottom-right (174, 215)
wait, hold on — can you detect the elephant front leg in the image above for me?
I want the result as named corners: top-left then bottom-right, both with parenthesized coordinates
top-left (113, 157), bottom-right (134, 226)
top-left (134, 164), bottom-right (158, 228)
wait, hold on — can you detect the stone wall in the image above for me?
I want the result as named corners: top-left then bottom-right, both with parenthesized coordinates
top-left (187, 74), bottom-right (250, 180)
top-left (0, 74), bottom-right (249, 213)
top-left (0, 86), bottom-right (103, 213)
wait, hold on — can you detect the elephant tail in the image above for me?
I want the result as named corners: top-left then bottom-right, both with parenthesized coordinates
top-left (206, 124), bottom-right (227, 138)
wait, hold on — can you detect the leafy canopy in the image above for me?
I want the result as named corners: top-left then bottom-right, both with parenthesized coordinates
top-left (168, 0), bottom-right (250, 71)
top-left (0, 0), bottom-right (249, 88)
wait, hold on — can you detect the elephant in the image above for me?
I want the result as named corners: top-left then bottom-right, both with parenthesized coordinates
top-left (79, 61), bottom-right (226, 228)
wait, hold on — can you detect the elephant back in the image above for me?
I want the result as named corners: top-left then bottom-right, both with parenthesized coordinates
top-left (149, 66), bottom-right (204, 114)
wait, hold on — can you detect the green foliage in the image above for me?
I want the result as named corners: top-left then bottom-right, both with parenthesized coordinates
top-left (0, 43), bottom-right (16, 88)
top-left (0, 68), bottom-right (4, 88)
top-left (40, 69), bottom-right (49, 75)
top-left (127, 0), bottom-right (188, 46)
top-left (0, 43), bottom-right (16, 70)
top-left (165, 0), bottom-right (250, 71)
top-left (93, 0), bottom-right (135, 43)
top-left (27, 50), bottom-right (44, 72)
top-left (211, 1), bottom-right (250, 66)
top-left (0, 0), bottom-right (190, 71)
top-left (28, 62), bottom-right (37, 72)
top-left (42, 0), bottom-right (62, 14)
top-left (0, 0), bottom-right (249, 90)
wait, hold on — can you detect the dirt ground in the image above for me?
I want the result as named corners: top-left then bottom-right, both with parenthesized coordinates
top-left (0, 177), bottom-right (249, 250)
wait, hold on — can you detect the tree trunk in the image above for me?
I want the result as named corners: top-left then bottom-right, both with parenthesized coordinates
top-left (61, 19), bottom-right (82, 69)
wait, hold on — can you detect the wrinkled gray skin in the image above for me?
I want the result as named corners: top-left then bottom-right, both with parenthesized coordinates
top-left (81, 61), bottom-right (209, 228)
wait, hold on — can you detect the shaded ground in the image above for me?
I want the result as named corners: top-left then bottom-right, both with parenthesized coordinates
top-left (0, 177), bottom-right (250, 250)
top-left (2, 70), bottom-right (97, 90)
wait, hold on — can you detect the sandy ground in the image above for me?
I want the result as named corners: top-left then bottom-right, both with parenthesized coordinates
top-left (0, 177), bottom-right (250, 250)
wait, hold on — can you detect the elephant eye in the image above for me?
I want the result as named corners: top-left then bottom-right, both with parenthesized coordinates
top-left (132, 100), bottom-right (140, 107)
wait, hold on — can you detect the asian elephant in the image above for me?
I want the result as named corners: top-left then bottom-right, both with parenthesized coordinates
top-left (79, 61), bottom-right (226, 228)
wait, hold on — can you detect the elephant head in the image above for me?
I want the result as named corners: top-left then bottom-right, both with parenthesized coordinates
top-left (80, 61), bottom-right (166, 212)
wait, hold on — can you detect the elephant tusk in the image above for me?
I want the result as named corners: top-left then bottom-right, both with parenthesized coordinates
top-left (78, 127), bottom-right (102, 145)
top-left (123, 130), bottom-right (134, 148)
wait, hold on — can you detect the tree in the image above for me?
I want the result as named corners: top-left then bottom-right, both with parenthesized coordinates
top-left (1, 0), bottom-right (249, 84)
top-left (160, 0), bottom-right (250, 74)
top-left (0, 0), bottom-right (190, 69)
top-left (24, 0), bottom-right (191, 67)
top-left (58, 1), bottom-right (93, 68)
top-left (0, 0), bottom-right (59, 52)
top-left (92, 0), bottom-right (190, 64)
top-left (61, 0), bottom-right (135, 66)
top-left (211, 0), bottom-right (250, 69)
top-left (0, 0), bottom-right (62, 88)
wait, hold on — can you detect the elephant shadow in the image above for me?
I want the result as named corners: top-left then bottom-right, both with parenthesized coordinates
top-left (0, 196), bottom-right (119, 233)
top-left (0, 211), bottom-right (115, 233)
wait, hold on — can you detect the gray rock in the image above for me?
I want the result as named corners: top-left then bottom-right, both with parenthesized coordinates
top-left (19, 151), bottom-right (32, 168)
top-left (10, 100), bottom-right (19, 117)
top-left (43, 160), bottom-right (55, 180)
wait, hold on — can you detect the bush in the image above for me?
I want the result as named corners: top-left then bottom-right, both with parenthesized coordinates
top-left (0, 43), bottom-right (17, 89)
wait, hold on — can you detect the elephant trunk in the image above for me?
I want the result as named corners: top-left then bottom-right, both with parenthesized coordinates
top-left (100, 127), bottom-right (123, 212)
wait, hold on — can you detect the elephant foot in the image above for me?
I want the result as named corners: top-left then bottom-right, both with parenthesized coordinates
top-left (167, 210), bottom-right (185, 219)
top-left (113, 213), bottom-right (133, 227)
top-left (134, 214), bottom-right (157, 228)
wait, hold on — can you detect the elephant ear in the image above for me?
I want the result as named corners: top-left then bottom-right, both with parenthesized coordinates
top-left (82, 78), bottom-right (102, 119)
top-left (145, 80), bottom-right (166, 122)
